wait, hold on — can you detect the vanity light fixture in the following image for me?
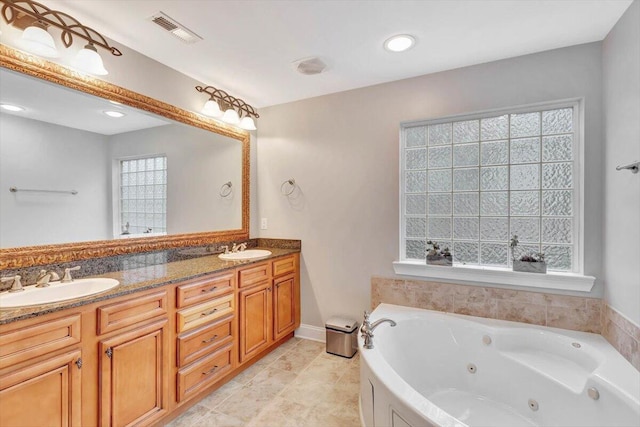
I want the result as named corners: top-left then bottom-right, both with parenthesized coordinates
top-left (196, 85), bottom-right (259, 131)
top-left (0, 103), bottom-right (25, 112)
top-left (103, 110), bottom-right (125, 118)
top-left (0, 0), bottom-right (122, 75)
top-left (384, 34), bottom-right (416, 52)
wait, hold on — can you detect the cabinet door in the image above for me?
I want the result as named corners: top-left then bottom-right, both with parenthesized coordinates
top-left (0, 350), bottom-right (82, 427)
top-left (100, 320), bottom-right (168, 427)
top-left (238, 282), bottom-right (272, 363)
top-left (273, 274), bottom-right (296, 341)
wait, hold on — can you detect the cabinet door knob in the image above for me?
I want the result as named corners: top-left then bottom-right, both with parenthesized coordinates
top-left (75, 358), bottom-right (83, 369)
top-left (105, 347), bottom-right (113, 358)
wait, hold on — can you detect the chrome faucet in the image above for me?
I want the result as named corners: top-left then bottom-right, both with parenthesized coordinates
top-left (219, 245), bottom-right (230, 254)
top-left (61, 266), bottom-right (81, 283)
top-left (1, 275), bottom-right (23, 293)
top-left (360, 310), bottom-right (396, 349)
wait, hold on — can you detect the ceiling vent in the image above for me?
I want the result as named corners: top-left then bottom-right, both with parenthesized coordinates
top-left (292, 57), bottom-right (327, 75)
top-left (149, 12), bottom-right (202, 44)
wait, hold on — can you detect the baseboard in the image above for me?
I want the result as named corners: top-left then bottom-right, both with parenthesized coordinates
top-left (295, 323), bottom-right (325, 342)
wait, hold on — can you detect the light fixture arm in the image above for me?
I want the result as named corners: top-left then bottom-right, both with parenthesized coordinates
top-left (196, 85), bottom-right (259, 119)
top-left (0, 0), bottom-right (122, 56)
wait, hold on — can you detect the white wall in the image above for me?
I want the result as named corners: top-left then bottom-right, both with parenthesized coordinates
top-left (0, 114), bottom-right (110, 247)
top-left (603, 0), bottom-right (640, 325)
top-left (108, 124), bottom-right (243, 235)
top-left (257, 43), bottom-right (605, 327)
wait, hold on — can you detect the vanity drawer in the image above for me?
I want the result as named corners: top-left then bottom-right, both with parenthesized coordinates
top-left (176, 272), bottom-right (235, 308)
top-left (97, 291), bottom-right (168, 335)
top-left (238, 262), bottom-right (270, 288)
top-left (272, 255), bottom-right (296, 278)
top-left (177, 294), bottom-right (234, 333)
top-left (177, 315), bottom-right (234, 368)
top-left (0, 314), bottom-right (81, 370)
top-left (176, 343), bottom-right (233, 402)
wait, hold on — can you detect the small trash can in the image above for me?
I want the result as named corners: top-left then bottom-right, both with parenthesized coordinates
top-left (325, 317), bottom-right (359, 358)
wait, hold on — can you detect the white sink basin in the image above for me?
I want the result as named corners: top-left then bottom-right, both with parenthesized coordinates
top-left (219, 249), bottom-right (272, 261)
top-left (0, 277), bottom-right (120, 309)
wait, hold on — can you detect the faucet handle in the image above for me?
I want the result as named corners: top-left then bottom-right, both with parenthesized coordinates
top-left (219, 245), bottom-right (229, 254)
top-left (62, 266), bottom-right (81, 283)
top-left (363, 310), bottom-right (371, 321)
top-left (1, 275), bottom-right (23, 292)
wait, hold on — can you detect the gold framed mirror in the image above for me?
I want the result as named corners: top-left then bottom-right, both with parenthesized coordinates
top-left (0, 45), bottom-right (250, 270)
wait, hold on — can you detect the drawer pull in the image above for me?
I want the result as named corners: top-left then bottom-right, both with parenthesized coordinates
top-left (202, 365), bottom-right (219, 375)
top-left (201, 286), bottom-right (218, 293)
top-left (201, 334), bottom-right (219, 344)
top-left (201, 308), bottom-right (218, 316)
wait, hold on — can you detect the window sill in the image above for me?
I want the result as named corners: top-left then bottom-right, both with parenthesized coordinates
top-left (392, 261), bottom-right (595, 293)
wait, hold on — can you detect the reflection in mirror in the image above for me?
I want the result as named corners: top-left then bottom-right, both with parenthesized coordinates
top-left (0, 68), bottom-right (242, 248)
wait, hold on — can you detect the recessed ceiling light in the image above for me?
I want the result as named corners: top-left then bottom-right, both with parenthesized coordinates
top-left (104, 110), bottom-right (125, 118)
top-left (1, 103), bottom-right (25, 112)
top-left (384, 34), bottom-right (416, 53)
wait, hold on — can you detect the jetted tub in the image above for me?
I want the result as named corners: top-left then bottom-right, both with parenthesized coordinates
top-left (359, 304), bottom-right (640, 427)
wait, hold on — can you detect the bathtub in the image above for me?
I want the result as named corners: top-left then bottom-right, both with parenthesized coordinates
top-left (359, 304), bottom-right (640, 427)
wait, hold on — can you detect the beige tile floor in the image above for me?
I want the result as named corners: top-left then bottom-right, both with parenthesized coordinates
top-left (165, 338), bottom-right (361, 427)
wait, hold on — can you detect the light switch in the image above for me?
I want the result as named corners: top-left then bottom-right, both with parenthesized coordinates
top-left (261, 218), bottom-right (268, 230)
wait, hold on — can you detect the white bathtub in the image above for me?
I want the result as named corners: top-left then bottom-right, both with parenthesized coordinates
top-left (359, 304), bottom-right (640, 427)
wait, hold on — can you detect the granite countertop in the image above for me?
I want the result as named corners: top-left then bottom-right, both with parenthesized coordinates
top-left (0, 247), bottom-right (299, 325)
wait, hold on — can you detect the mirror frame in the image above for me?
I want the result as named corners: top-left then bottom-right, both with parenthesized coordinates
top-left (0, 44), bottom-right (250, 270)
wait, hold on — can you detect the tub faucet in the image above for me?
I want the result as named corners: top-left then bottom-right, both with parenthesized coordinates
top-left (360, 310), bottom-right (396, 349)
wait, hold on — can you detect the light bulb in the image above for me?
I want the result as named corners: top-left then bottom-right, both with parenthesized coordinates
top-left (202, 99), bottom-right (223, 117)
top-left (72, 44), bottom-right (108, 75)
top-left (384, 34), bottom-right (416, 53)
top-left (222, 109), bottom-right (240, 125)
top-left (239, 116), bottom-right (257, 130)
top-left (19, 22), bottom-right (58, 58)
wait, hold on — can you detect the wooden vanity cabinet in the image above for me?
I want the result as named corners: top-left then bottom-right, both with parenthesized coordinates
top-left (175, 272), bottom-right (237, 404)
top-left (238, 254), bottom-right (300, 364)
top-left (0, 251), bottom-right (300, 427)
top-left (0, 313), bottom-right (83, 427)
top-left (96, 291), bottom-right (169, 427)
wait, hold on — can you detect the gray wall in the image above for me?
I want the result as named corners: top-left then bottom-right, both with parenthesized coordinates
top-left (257, 43), bottom-right (604, 328)
top-left (0, 114), bottom-right (110, 247)
top-left (603, 0), bottom-right (640, 325)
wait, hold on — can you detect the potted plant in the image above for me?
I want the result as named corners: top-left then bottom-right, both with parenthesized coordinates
top-left (426, 240), bottom-right (452, 266)
top-left (510, 235), bottom-right (547, 274)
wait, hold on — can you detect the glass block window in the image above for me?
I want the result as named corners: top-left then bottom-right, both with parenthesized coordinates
top-left (401, 102), bottom-right (579, 272)
top-left (120, 156), bottom-right (167, 235)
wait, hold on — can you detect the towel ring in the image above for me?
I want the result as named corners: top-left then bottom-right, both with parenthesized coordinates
top-left (219, 181), bottom-right (232, 197)
top-left (280, 178), bottom-right (296, 196)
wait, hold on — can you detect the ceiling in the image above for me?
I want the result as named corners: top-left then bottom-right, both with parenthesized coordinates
top-left (0, 68), bottom-right (169, 135)
top-left (43, 1), bottom-right (632, 108)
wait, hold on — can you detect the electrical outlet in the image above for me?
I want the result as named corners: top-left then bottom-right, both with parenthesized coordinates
top-left (261, 218), bottom-right (268, 230)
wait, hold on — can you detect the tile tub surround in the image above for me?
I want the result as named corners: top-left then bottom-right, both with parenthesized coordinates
top-left (603, 304), bottom-right (640, 371)
top-left (371, 277), bottom-right (602, 333)
top-left (165, 338), bottom-right (360, 427)
top-left (0, 243), bottom-right (300, 324)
